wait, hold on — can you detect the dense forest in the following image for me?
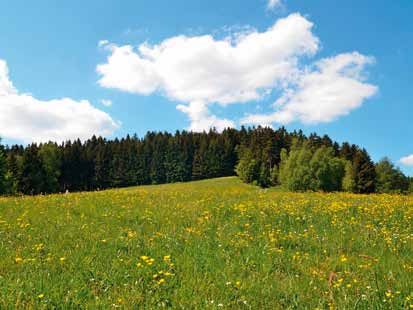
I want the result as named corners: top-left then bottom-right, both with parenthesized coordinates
top-left (0, 127), bottom-right (411, 195)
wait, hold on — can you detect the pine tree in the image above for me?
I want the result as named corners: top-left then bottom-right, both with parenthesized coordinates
top-left (94, 138), bottom-right (112, 189)
top-left (19, 144), bottom-right (47, 195)
top-left (61, 140), bottom-right (84, 191)
top-left (149, 134), bottom-right (167, 184)
top-left (340, 142), bottom-right (354, 161)
top-left (38, 142), bottom-right (62, 193)
top-left (5, 151), bottom-right (19, 194)
top-left (353, 149), bottom-right (376, 193)
top-left (192, 136), bottom-right (208, 180)
top-left (0, 142), bottom-right (7, 194)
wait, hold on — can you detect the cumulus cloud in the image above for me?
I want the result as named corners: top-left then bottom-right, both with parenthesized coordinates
top-left (241, 52), bottom-right (377, 125)
top-left (399, 155), bottom-right (413, 166)
top-left (97, 13), bottom-right (319, 131)
top-left (176, 101), bottom-right (235, 132)
top-left (0, 59), bottom-right (119, 143)
top-left (97, 13), bottom-right (377, 132)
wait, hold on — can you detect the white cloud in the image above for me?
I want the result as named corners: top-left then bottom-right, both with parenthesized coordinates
top-left (97, 13), bottom-right (319, 131)
top-left (101, 99), bottom-right (113, 107)
top-left (0, 59), bottom-right (119, 143)
top-left (241, 52), bottom-right (377, 125)
top-left (267, 0), bottom-right (282, 10)
top-left (97, 14), bottom-right (377, 132)
top-left (400, 155), bottom-right (413, 166)
top-left (176, 101), bottom-right (235, 132)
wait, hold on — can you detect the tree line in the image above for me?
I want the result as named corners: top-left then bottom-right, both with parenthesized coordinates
top-left (236, 127), bottom-right (412, 193)
top-left (0, 130), bottom-right (238, 195)
top-left (0, 127), bottom-right (411, 195)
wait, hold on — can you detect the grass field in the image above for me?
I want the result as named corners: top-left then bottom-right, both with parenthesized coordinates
top-left (0, 177), bottom-right (412, 309)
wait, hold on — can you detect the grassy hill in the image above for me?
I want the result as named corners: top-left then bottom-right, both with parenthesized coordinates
top-left (0, 177), bottom-right (412, 308)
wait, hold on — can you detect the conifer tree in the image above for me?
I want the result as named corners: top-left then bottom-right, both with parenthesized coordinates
top-left (39, 142), bottom-right (62, 193)
top-left (19, 144), bottom-right (47, 195)
top-left (0, 142), bottom-right (7, 194)
top-left (94, 138), bottom-right (112, 189)
top-left (352, 149), bottom-right (376, 193)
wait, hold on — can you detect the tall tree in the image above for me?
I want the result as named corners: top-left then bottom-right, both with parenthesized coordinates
top-left (0, 141), bottom-right (7, 194)
top-left (278, 143), bottom-right (313, 191)
top-left (352, 149), bottom-right (376, 194)
top-left (19, 144), bottom-right (47, 195)
top-left (39, 142), bottom-right (62, 193)
top-left (342, 161), bottom-right (356, 192)
top-left (236, 147), bottom-right (259, 184)
top-left (94, 138), bottom-right (112, 189)
top-left (375, 158), bottom-right (409, 193)
top-left (309, 147), bottom-right (346, 192)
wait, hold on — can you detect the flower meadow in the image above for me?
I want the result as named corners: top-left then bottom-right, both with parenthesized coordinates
top-left (0, 177), bottom-right (412, 309)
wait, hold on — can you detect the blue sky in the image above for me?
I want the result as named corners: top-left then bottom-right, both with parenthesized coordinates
top-left (0, 0), bottom-right (412, 174)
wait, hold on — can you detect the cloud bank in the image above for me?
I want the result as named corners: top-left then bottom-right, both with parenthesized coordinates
top-left (0, 59), bottom-right (119, 143)
top-left (97, 13), bottom-right (377, 132)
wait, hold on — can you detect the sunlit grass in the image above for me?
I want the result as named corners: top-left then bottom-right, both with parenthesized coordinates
top-left (0, 177), bottom-right (412, 308)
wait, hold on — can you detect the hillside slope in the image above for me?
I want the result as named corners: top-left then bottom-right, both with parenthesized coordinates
top-left (0, 177), bottom-right (412, 308)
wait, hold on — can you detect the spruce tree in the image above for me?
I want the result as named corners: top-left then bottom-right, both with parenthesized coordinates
top-left (38, 142), bottom-right (62, 193)
top-left (0, 142), bottom-right (7, 194)
top-left (19, 144), bottom-right (47, 195)
top-left (353, 149), bottom-right (376, 193)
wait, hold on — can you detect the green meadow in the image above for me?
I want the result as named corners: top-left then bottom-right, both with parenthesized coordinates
top-left (0, 177), bottom-right (412, 309)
